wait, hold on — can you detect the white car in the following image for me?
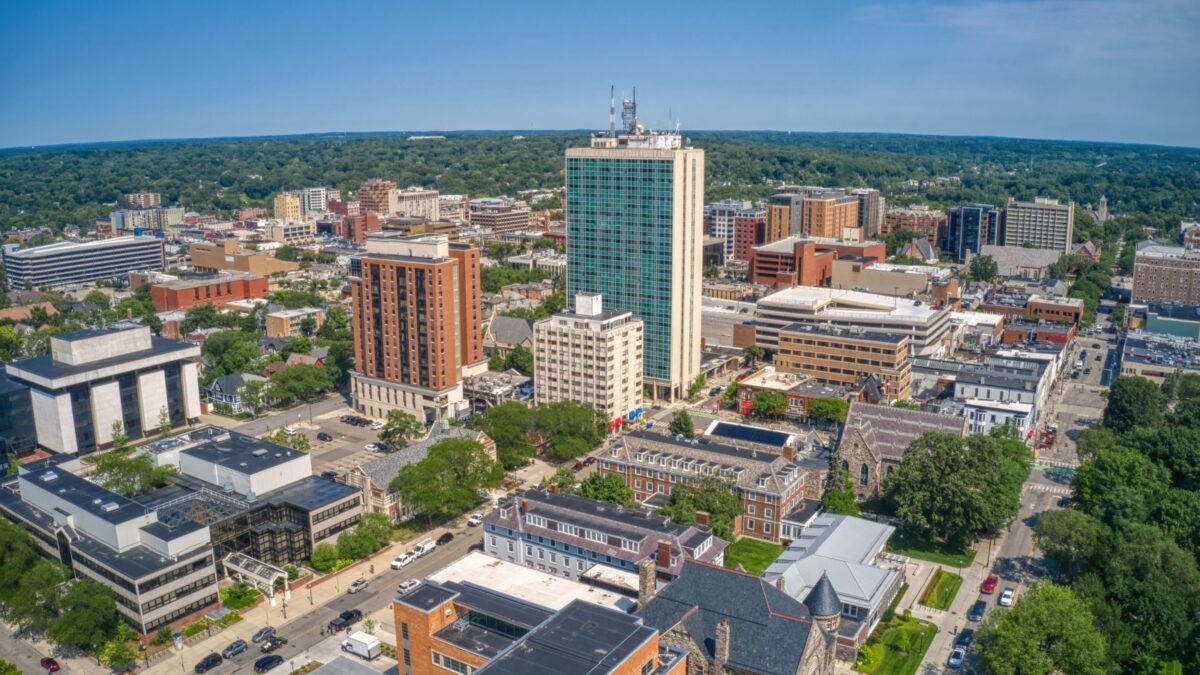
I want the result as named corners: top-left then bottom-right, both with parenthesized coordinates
top-left (370, 421), bottom-right (385, 430)
top-left (390, 553), bottom-right (414, 569)
top-left (364, 443), bottom-right (384, 452)
top-left (999, 588), bottom-right (1015, 607)
top-left (284, 426), bottom-right (299, 436)
top-left (466, 513), bottom-right (483, 527)
top-left (398, 579), bottom-right (419, 594)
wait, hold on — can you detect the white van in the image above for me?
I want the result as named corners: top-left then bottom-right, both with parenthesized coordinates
top-left (413, 539), bottom-right (436, 557)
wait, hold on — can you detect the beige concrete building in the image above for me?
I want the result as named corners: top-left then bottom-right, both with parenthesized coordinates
top-left (273, 192), bottom-right (301, 221)
top-left (1002, 197), bottom-right (1074, 254)
top-left (392, 186), bottom-right (440, 220)
top-left (262, 219), bottom-right (316, 245)
top-left (265, 306), bottom-right (325, 338)
top-left (534, 293), bottom-right (643, 425)
top-left (830, 257), bottom-right (944, 297)
top-left (775, 323), bottom-right (912, 401)
top-left (189, 239), bottom-right (300, 275)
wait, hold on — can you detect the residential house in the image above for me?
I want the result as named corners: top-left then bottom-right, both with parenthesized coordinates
top-left (206, 373), bottom-right (267, 414)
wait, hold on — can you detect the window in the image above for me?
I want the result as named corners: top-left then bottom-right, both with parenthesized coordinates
top-left (432, 651), bottom-right (475, 674)
top-left (747, 519), bottom-right (756, 530)
top-left (401, 623), bottom-right (409, 639)
top-left (860, 463), bottom-right (869, 486)
top-left (747, 504), bottom-right (756, 516)
top-left (842, 604), bottom-right (860, 618)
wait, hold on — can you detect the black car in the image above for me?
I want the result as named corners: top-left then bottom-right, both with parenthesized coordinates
top-left (317, 432), bottom-right (333, 442)
top-left (968, 600), bottom-right (987, 621)
top-left (223, 639), bottom-right (248, 659)
top-left (955, 628), bottom-right (975, 649)
top-left (320, 470), bottom-right (339, 480)
top-left (254, 655), bottom-right (284, 673)
top-left (436, 532), bottom-right (454, 545)
top-left (329, 608), bottom-right (363, 631)
top-left (260, 635), bottom-right (288, 653)
top-left (195, 653), bottom-right (223, 673)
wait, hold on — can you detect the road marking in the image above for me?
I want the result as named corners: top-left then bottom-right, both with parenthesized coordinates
top-left (1024, 483), bottom-right (1071, 496)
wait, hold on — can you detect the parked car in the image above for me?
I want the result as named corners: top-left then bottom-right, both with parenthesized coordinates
top-left (399, 579), bottom-right (420, 593)
top-left (370, 421), bottom-right (385, 430)
top-left (348, 577), bottom-right (369, 594)
top-left (954, 628), bottom-right (974, 649)
top-left (40, 658), bottom-right (60, 673)
top-left (284, 426), bottom-right (298, 436)
top-left (981, 576), bottom-right (998, 594)
top-left (340, 415), bottom-right (353, 423)
top-left (468, 543), bottom-right (484, 553)
top-left (999, 588), bottom-right (1015, 607)
top-left (583, 456), bottom-right (597, 466)
top-left (251, 626), bottom-right (276, 644)
top-left (437, 532), bottom-right (454, 545)
top-left (947, 648), bottom-right (966, 669)
top-left (317, 432), bottom-right (333, 442)
top-left (1059, 495), bottom-right (1071, 507)
top-left (364, 443), bottom-right (384, 451)
top-left (195, 653), bottom-right (223, 673)
top-left (968, 600), bottom-right (987, 621)
top-left (260, 636), bottom-right (288, 653)
top-left (254, 655), bottom-right (284, 673)
top-left (413, 539), bottom-right (436, 556)
top-left (223, 639), bottom-right (249, 659)
top-left (392, 552), bottom-right (414, 569)
top-left (467, 513), bottom-right (484, 526)
top-left (1095, 354), bottom-right (1102, 361)
top-left (330, 609), bottom-right (363, 631)
top-left (320, 470), bottom-right (339, 480)
top-left (709, 386), bottom-right (723, 396)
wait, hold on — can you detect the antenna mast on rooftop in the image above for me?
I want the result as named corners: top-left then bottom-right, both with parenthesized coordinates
top-left (609, 85), bottom-right (616, 137)
top-left (621, 87), bottom-right (638, 133)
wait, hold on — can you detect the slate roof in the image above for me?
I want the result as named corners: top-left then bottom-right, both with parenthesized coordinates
top-left (207, 373), bottom-right (266, 396)
top-left (616, 431), bottom-right (808, 497)
top-left (905, 237), bottom-right (937, 261)
top-left (804, 573), bottom-right (841, 617)
top-left (485, 316), bottom-right (534, 349)
top-left (358, 427), bottom-right (486, 491)
top-left (842, 402), bottom-right (967, 461)
top-left (639, 561), bottom-right (830, 675)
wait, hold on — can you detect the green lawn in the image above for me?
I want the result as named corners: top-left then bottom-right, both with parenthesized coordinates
top-left (887, 529), bottom-right (976, 568)
top-left (918, 569), bottom-right (963, 610)
top-left (723, 538), bottom-right (784, 575)
top-left (854, 613), bottom-right (938, 675)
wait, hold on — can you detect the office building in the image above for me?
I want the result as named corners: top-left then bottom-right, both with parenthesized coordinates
top-left (837, 402), bottom-right (967, 496)
top-left (775, 324), bottom-right (912, 402)
top-left (566, 109), bottom-right (704, 401)
top-left (0, 366), bottom-right (37, 457)
top-left (110, 207), bottom-right (185, 232)
top-left (5, 325), bottom-right (202, 454)
top-left (599, 431), bottom-right (816, 543)
top-left (733, 210), bottom-right (779, 261)
top-left (481, 488), bottom-right (727, 581)
top-left (1002, 197), bottom-right (1074, 253)
top-left (349, 233), bottom-right (485, 422)
top-left (262, 219), bottom-right (316, 245)
top-left (273, 192), bottom-right (302, 221)
top-left (265, 306), bottom-right (325, 338)
top-left (300, 187), bottom-right (329, 215)
top-left (704, 199), bottom-right (761, 260)
top-left (883, 204), bottom-right (946, 240)
top-left (830, 257), bottom-right (947, 297)
top-left (533, 293), bottom-right (643, 425)
top-left (392, 186), bottom-right (440, 221)
top-left (1119, 331), bottom-right (1200, 383)
top-left (1128, 302), bottom-right (1200, 339)
top-left (356, 178), bottom-right (398, 214)
top-left (147, 272), bottom-right (270, 312)
top-left (468, 198), bottom-right (533, 233)
top-left (943, 204), bottom-right (1000, 263)
top-left (3, 236), bottom-right (165, 290)
top-left (438, 194), bottom-right (469, 223)
top-left (803, 192), bottom-right (860, 239)
top-left (763, 514), bottom-right (902, 660)
top-left (849, 188), bottom-right (885, 238)
top-left (123, 191), bottom-right (162, 208)
top-left (1133, 243), bottom-right (1200, 304)
top-left (189, 239), bottom-right (300, 276)
top-left (765, 192), bottom-right (807, 237)
top-left (748, 236), bottom-right (886, 288)
top-left (734, 366), bottom-right (852, 420)
top-left (750, 286), bottom-right (956, 358)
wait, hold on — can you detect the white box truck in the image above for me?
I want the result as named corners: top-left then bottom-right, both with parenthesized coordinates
top-left (342, 632), bottom-right (382, 661)
top-left (413, 538), bottom-right (436, 557)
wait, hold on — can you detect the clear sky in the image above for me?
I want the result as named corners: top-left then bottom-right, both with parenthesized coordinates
top-left (1, 0), bottom-right (1197, 148)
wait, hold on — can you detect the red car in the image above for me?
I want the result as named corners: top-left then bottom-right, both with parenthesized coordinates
top-left (40, 658), bottom-right (61, 672)
top-left (981, 576), bottom-right (998, 594)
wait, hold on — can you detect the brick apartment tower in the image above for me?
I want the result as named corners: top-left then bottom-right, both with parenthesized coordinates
top-left (349, 233), bottom-right (485, 422)
top-left (357, 178), bottom-right (398, 215)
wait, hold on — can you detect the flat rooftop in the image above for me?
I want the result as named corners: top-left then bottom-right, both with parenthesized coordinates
top-left (759, 286), bottom-right (943, 322)
top-left (180, 427), bottom-right (306, 474)
top-left (7, 335), bottom-right (197, 383)
top-left (705, 421), bottom-right (794, 450)
top-left (155, 272), bottom-right (260, 290)
top-left (427, 552), bottom-right (636, 613)
top-left (779, 321), bottom-right (909, 344)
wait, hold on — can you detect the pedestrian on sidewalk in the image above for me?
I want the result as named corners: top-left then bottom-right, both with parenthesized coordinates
top-left (370, 564), bottom-right (375, 574)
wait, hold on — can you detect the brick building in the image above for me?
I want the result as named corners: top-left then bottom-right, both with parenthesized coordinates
top-left (356, 179), bottom-right (398, 214)
top-left (148, 272), bottom-right (269, 312)
top-left (883, 204), bottom-right (946, 239)
top-left (1133, 243), bottom-right (1200, 305)
top-left (775, 324), bottom-right (913, 402)
top-left (748, 236), bottom-right (887, 288)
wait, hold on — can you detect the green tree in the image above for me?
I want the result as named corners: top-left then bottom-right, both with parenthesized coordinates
top-left (576, 473), bottom-right (634, 507)
top-left (969, 254), bottom-right (999, 283)
top-left (265, 428), bottom-right (311, 452)
top-left (807, 397), bottom-right (849, 424)
top-left (310, 542), bottom-right (341, 573)
top-left (379, 409), bottom-right (424, 448)
top-left (1103, 376), bottom-right (1164, 433)
top-left (721, 381), bottom-right (739, 406)
top-left (239, 379), bottom-right (264, 417)
top-left (89, 447), bottom-right (174, 497)
top-left (535, 401), bottom-right (602, 460)
top-left (1072, 446), bottom-right (1168, 526)
top-left (157, 406), bottom-right (171, 436)
top-left (298, 315), bottom-right (317, 337)
top-left (750, 390), bottom-right (787, 418)
top-left (976, 582), bottom-right (1108, 675)
top-left (506, 344), bottom-right (534, 376)
top-left (0, 325), bottom-right (22, 361)
top-left (98, 624), bottom-right (139, 672)
top-left (0, 520), bottom-right (39, 605)
top-left (338, 513), bottom-right (394, 560)
top-left (742, 345), bottom-right (765, 366)
top-left (391, 438), bottom-right (503, 521)
top-left (668, 410), bottom-right (697, 439)
top-left (488, 351), bottom-right (506, 371)
top-left (467, 402), bottom-right (536, 469)
top-left (687, 374), bottom-right (707, 399)
top-left (110, 420), bottom-right (128, 451)
top-left (1034, 509), bottom-right (1107, 581)
top-left (658, 476), bottom-right (744, 541)
top-left (8, 559), bottom-right (67, 635)
top-left (0, 660), bottom-right (21, 675)
top-left (267, 363), bottom-right (332, 405)
top-left (822, 470), bottom-right (860, 516)
top-left (544, 466), bottom-right (578, 494)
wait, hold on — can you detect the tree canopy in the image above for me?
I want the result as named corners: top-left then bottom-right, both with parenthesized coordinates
top-left (658, 476), bottom-right (744, 541)
top-left (390, 438), bottom-right (503, 521)
top-left (976, 582), bottom-right (1108, 675)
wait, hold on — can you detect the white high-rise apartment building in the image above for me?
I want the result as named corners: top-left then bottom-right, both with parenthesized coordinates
top-left (534, 294), bottom-right (644, 425)
top-left (1002, 197), bottom-right (1075, 254)
top-left (301, 187), bottom-right (329, 215)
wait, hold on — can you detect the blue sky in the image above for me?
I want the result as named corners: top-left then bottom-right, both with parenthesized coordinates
top-left (1, 0), bottom-right (1197, 148)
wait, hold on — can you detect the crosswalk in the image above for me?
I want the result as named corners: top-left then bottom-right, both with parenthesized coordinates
top-left (1038, 457), bottom-right (1081, 469)
top-left (1024, 482), bottom-right (1072, 496)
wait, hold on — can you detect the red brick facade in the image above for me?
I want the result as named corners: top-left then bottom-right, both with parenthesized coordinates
top-left (149, 275), bottom-right (270, 312)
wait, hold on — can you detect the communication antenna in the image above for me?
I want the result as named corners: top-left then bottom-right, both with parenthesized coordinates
top-left (609, 85), bottom-right (616, 137)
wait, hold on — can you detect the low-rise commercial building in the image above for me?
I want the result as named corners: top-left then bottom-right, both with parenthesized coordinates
top-left (1127, 302), bottom-right (1200, 339)
top-left (469, 198), bottom-right (532, 233)
top-left (1001, 319), bottom-right (1076, 346)
top-left (830, 257), bottom-right (947, 297)
top-left (734, 366), bottom-right (852, 419)
top-left (5, 325), bottom-right (202, 455)
top-left (775, 323), bottom-right (912, 402)
top-left (264, 306), bottom-right (325, 338)
top-left (148, 272), bottom-right (269, 312)
top-left (189, 239), bottom-right (300, 275)
top-left (1119, 331), bottom-right (1200, 383)
top-left (748, 236), bottom-right (886, 288)
top-left (963, 398), bottom-right (1035, 438)
top-left (507, 251), bottom-right (567, 276)
top-left (2, 236), bottom-right (165, 290)
top-left (262, 219), bottom-right (316, 245)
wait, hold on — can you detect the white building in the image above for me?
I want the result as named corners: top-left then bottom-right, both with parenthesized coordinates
top-left (392, 186), bottom-right (440, 221)
top-left (1002, 197), bottom-right (1075, 254)
top-left (534, 293), bottom-right (643, 425)
top-left (301, 186), bottom-right (329, 215)
top-left (5, 325), bottom-right (202, 454)
top-left (964, 398), bottom-right (1034, 438)
top-left (704, 199), bottom-right (761, 259)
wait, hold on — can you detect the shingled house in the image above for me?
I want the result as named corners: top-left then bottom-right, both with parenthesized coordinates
top-left (835, 402), bottom-right (968, 497)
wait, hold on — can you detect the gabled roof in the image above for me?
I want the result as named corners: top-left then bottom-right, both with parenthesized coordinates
top-left (485, 315), bottom-right (534, 348)
top-left (906, 237), bottom-right (937, 261)
top-left (206, 373), bottom-right (266, 395)
top-left (639, 561), bottom-right (829, 675)
top-left (842, 402), bottom-right (967, 461)
top-left (764, 514), bottom-right (898, 612)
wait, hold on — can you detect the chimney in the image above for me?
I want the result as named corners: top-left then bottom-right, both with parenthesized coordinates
top-left (714, 617), bottom-right (731, 669)
top-left (548, 483), bottom-right (560, 495)
top-left (782, 444), bottom-right (795, 462)
top-left (775, 576), bottom-right (786, 593)
top-left (637, 557), bottom-right (656, 608)
top-left (657, 539), bottom-right (673, 568)
top-left (695, 511), bottom-right (710, 526)
top-left (518, 499), bottom-right (528, 515)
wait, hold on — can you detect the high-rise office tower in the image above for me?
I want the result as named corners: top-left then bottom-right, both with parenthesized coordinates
top-left (1001, 197), bottom-right (1074, 254)
top-left (944, 204), bottom-right (1000, 263)
top-left (349, 233), bottom-right (486, 422)
top-left (849, 188), bottom-right (885, 238)
top-left (273, 192), bottom-right (301, 221)
top-left (565, 97), bottom-right (704, 400)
